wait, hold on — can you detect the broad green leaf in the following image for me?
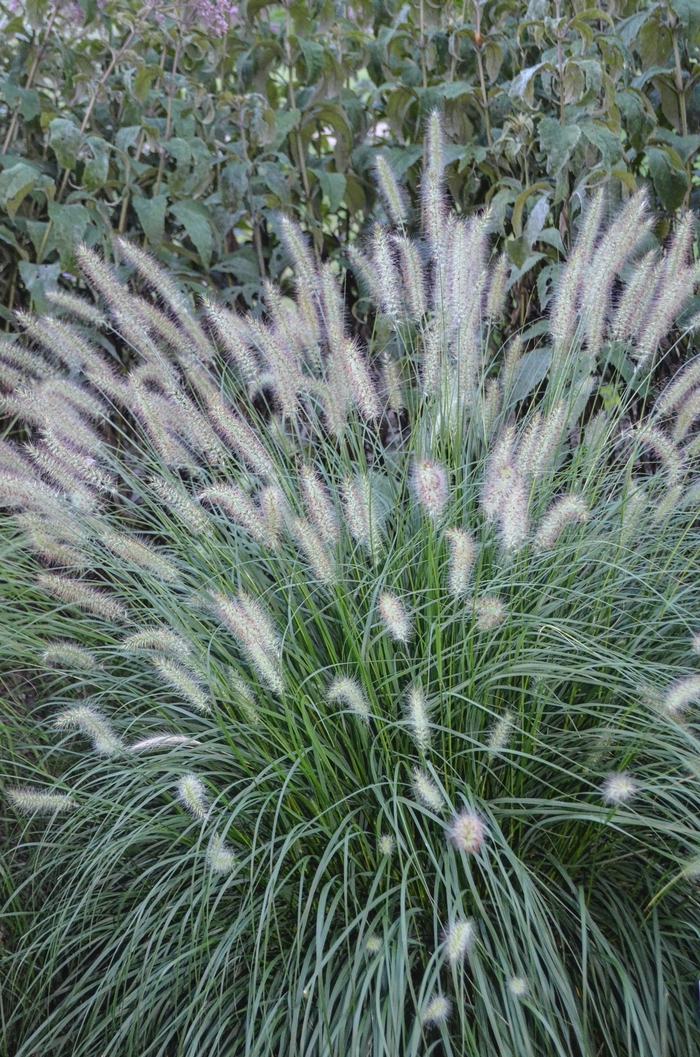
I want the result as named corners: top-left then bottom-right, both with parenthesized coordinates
top-left (272, 109), bottom-right (300, 149)
top-left (170, 200), bottom-right (213, 268)
top-left (298, 39), bottom-right (325, 83)
top-left (317, 170), bottom-right (346, 212)
top-left (0, 162), bottom-right (38, 218)
top-left (17, 260), bottom-right (61, 313)
top-left (669, 0), bottom-right (700, 36)
top-left (133, 64), bottom-right (160, 103)
top-left (484, 42), bottom-right (503, 83)
top-left (133, 195), bottom-right (168, 251)
top-left (645, 146), bottom-right (688, 211)
top-left (539, 118), bottom-right (581, 175)
top-left (83, 137), bottom-right (110, 190)
top-left (47, 201), bottom-right (91, 266)
top-left (509, 62), bottom-right (549, 107)
top-left (25, 219), bottom-right (55, 261)
top-left (580, 120), bottom-right (623, 169)
top-left (509, 347), bottom-right (552, 404)
top-left (49, 117), bottom-right (82, 169)
top-left (506, 234), bottom-right (530, 269)
top-left (616, 90), bottom-right (656, 151)
top-left (1, 83), bottom-right (41, 121)
top-left (167, 137), bottom-right (192, 194)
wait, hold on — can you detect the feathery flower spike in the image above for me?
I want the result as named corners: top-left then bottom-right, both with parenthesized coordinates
top-left (405, 685), bottom-right (431, 752)
top-left (7, 786), bottom-right (76, 815)
top-left (448, 810), bottom-right (486, 853)
top-left (474, 596), bottom-right (507, 631)
top-left (54, 704), bottom-right (123, 756)
top-left (445, 527), bottom-right (476, 598)
top-left (601, 772), bottom-right (638, 806)
top-left (177, 774), bottom-right (209, 820)
top-left (443, 918), bottom-right (475, 964)
top-left (206, 832), bottom-right (237, 874)
top-left (411, 767), bottom-right (444, 813)
top-left (153, 658), bottom-right (211, 714)
top-left (328, 676), bottom-right (371, 722)
top-left (422, 994), bottom-right (451, 1026)
top-left (534, 495), bottom-right (589, 552)
top-left (379, 592), bottom-right (413, 643)
top-left (413, 458), bottom-right (449, 519)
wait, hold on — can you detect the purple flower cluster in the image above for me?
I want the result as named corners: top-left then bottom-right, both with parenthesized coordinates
top-left (193, 0), bottom-right (237, 34)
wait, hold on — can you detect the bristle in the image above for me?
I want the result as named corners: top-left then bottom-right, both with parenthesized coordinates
top-left (421, 321), bottom-right (443, 396)
top-left (633, 425), bottom-right (684, 485)
top-left (422, 110), bottom-right (446, 261)
top-left (445, 527), bottom-right (476, 597)
top-left (177, 773), bottom-right (209, 820)
top-left (320, 262), bottom-right (346, 360)
top-left (474, 595), bottom-right (507, 631)
top-left (299, 467), bottom-right (339, 544)
top-left (375, 155), bottom-right (407, 227)
top-left (342, 475), bottom-right (381, 558)
top-left (54, 703), bottom-right (123, 756)
top-left (412, 458), bottom-right (449, 519)
top-left (150, 477), bottom-right (212, 535)
top-left (328, 676), bottom-right (371, 721)
top-left (209, 592), bottom-right (283, 693)
top-left (346, 244), bottom-right (383, 305)
top-left (381, 354), bottom-right (404, 412)
top-left (372, 226), bottom-right (402, 322)
top-left (100, 529), bottom-right (181, 583)
top-left (37, 572), bottom-right (129, 622)
top-left (485, 254), bottom-right (509, 321)
top-left (526, 402), bottom-right (567, 477)
top-left (153, 658), bottom-right (211, 713)
top-left (611, 251), bottom-right (658, 342)
top-left (533, 494), bottom-right (588, 552)
top-left (7, 786), bottom-right (76, 815)
top-left (199, 484), bottom-right (278, 548)
top-left (45, 289), bottom-right (106, 327)
top-left (205, 393), bottom-right (273, 477)
top-left (204, 301), bottom-right (258, 381)
top-left (291, 517), bottom-right (335, 584)
top-left (549, 188), bottom-right (605, 354)
top-left (130, 734), bottom-right (200, 751)
top-left (672, 389), bottom-right (700, 442)
top-left (394, 237), bottom-right (426, 323)
top-left (480, 427), bottom-right (517, 519)
top-left (340, 338), bottom-right (381, 420)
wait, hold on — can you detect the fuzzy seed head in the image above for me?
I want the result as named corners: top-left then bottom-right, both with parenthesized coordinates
top-left (485, 254), bottom-right (509, 320)
top-left (328, 676), bottom-right (371, 721)
top-left (150, 478), bottom-right (212, 536)
top-left (54, 704), bottom-right (123, 756)
top-left (378, 834), bottom-right (395, 856)
top-left (661, 674), bottom-right (700, 716)
top-left (411, 767), bottom-right (444, 813)
top-left (130, 734), bottom-right (199, 751)
top-left (448, 810), bottom-right (486, 854)
top-left (443, 917), bottom-right (475, 964)
top-left (37, 573), bottom-right (129, 623)
top-left (365, 934), bottom-right (382, 953)
top-left (487, 711), bottom-right (513, 752)
top-left (153, 658), bottom-right (211, 714)
top-left (342, 475), bottom-right (381, 557)
top-left (634, 425), bottom-right (684, 485)
top-left (206, 832), bottom-right (237, 874)
top-left (445, 527), bottom-right (476, 598)
top-left (534, 495), bottom-right (589, 552)
top-left (413, 458), bottom-right (449, 519)
top-left (122, 628), bottom-right (191, 660)
top-left (379, 592), bottom-right (412, 643)
top-left (375, 155), bottom-right (407, 227)
top-left (422, 994), bottom-right (451, 1026)
top-left (508, 977), bottom-right (528, 998)
top-left (406, 685), bottom-right (431, 752)
top-left (601, 771), bottom-right (638, 806)
top-left (7, 786), bottom-right (77, 815)
top-left (474, 595), bottom-right (507, 631)
top-left (177, 773), bottom-right (208, 820)
top-left (199, 484), bottom-right (277, 548)
top-left (41, 642), bottom-right (99, 670)
top-left (691, 631), bottom-right (700, 655)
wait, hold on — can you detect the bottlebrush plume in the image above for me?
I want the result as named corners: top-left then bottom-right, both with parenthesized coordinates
top-left (378, 592), bottom-right (412, 643)
top-left (54, 704), bottom-right (124, 756)
top-left (405, 685), bottom-right (431, 752)
top-left (661, 674), bottom-right (700, 716)
top-left (206, 832), bottom-right (237, 874)
top-left (130, 734), bottom-right (200, 751)
top-left (340, 337), bottom-right (381, 420)
top-left (375, 155), bottom-right (407, 227)
top-left (448, 809), bottom-right (486, 854)
top-left (413, 458), bottom-right (449, 519)
top-left (411, 767), bottom-right (444, 813)
top-left (100, 530), bottom-right (181, 583)
top-left (395, 236), bottom-right (426, 322)
top-left (534, 495), bottom-right (589, 552)
top-left (153, 658), bottom-right (211, 714)
top-left (7, 786), bottom-right (76, 815)
top-left (443, 917), bottom-right (475, 964)
top-left (508, 977), bottom-right (528, 998)
top-left (198, 484), bottom-right (278, 548)
top-left (291, 518), bottom-right (335, 585)
top-left (149, 477), bottom-right (212, 536)
top-left (633, 425), bottom-right (684, 485)
top-left (445, 527), bottom-right (476, 597)
top-left (209, 592), bottom-right (283, 694)
top-left (177, 774), bottom-right (209, 820)
top-left (204, 301), bottom-right (258, 381)
top-left (41, 642), bottom-right (99, 670)
top-left (299, 466), bottom-right (339, 544)
top-left (206, 397), bottom-right (274, 478)
top-left (474, 596), bottom-right (507, 631)
top-left (37, 573), bottom-right (130, 623)
top-left (122, 627), bottom-right (191, 660)
top-left (378, 834), bottom-right (395, 856)
top-left (487, 711), bottom-right (513, 752)
top-left (328, 676), bottom-right (371, 721)
top-left (372, 227), bottom-right (402, 322)
top-left (497, 470), bottom-right (529, 552)
top-left (422, 994), bottom-right (451, 1026)
top-left (342, 475), bottom-right (381, 557)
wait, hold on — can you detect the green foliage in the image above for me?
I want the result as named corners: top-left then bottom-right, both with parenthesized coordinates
top-left (2, 128), bottom-right (700, 1055)
top-left (3, 0), bottom-right (700, 320)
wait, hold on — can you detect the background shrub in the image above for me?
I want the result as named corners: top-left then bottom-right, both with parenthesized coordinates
top-left (2, 0), bottom-right (700, 323)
